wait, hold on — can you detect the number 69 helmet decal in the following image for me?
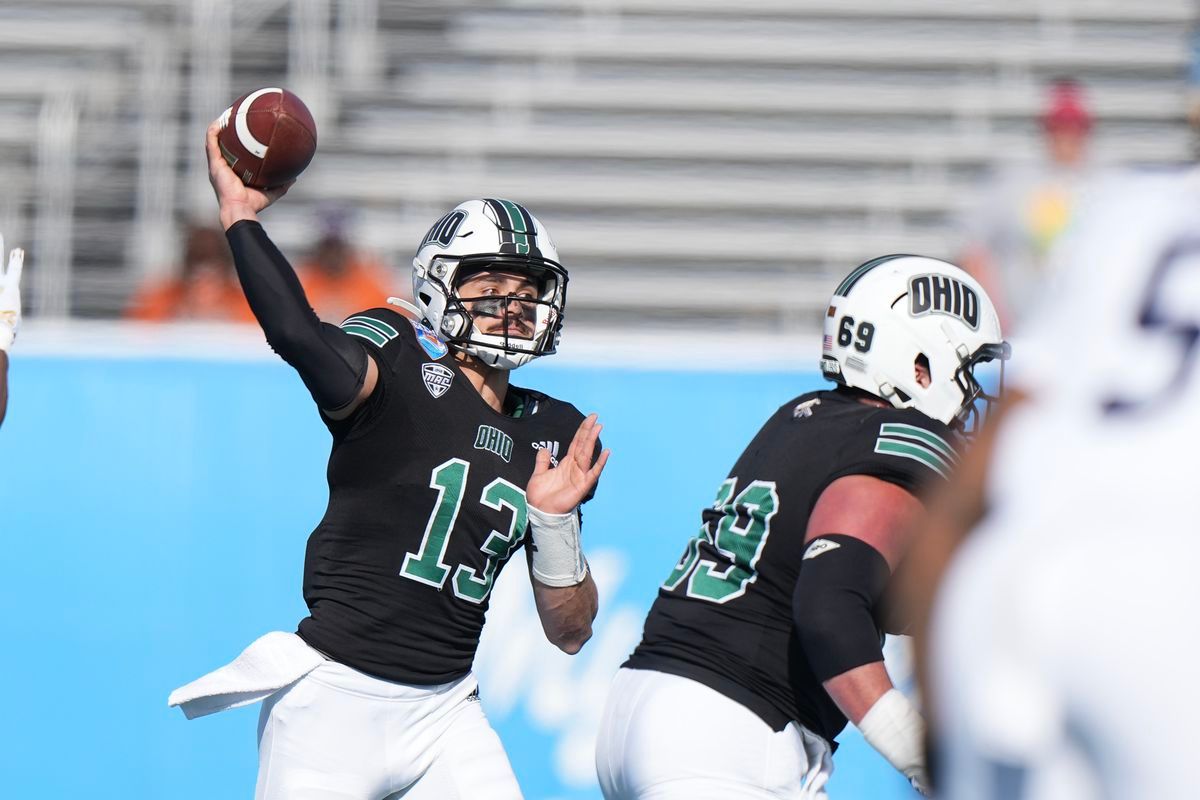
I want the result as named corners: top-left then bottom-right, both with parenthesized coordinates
top-left (821, 255), bottom-right (1010, 431)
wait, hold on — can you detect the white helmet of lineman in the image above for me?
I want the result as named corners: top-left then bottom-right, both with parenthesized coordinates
top-left (407, 198), bottom-right (568, 370)
top-left (821, 254), bottom-right (1010, 431)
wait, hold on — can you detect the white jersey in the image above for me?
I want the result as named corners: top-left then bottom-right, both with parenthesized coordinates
top-left (932, 167), bottom-right (1200, 799)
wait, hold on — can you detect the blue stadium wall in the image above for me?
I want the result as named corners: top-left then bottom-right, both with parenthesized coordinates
top-left (0, 354), bottom-right (919, 799)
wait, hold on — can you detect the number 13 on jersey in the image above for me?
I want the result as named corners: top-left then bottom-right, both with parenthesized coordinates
top-left (662, 477), bottom-right (779, 603)
top-left (400, 458), bottom-right (528, 604)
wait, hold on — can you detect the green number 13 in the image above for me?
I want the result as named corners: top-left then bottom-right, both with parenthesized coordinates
top-left (400, 458), bottom-right (527, 604)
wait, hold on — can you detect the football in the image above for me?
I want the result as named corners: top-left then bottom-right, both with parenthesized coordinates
top-left (216, 87), bottom-right (317, 189)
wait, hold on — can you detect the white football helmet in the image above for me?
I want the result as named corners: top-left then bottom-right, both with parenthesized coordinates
top-left (407, 199), bottom-right (567, 370)
top-left (821, 254), bottom-right (1010, 431)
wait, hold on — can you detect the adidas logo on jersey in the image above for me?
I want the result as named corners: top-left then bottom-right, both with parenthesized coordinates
top-left (532, 440), bottom-right (560, 466)
top-left (802, 538), bottom-right (841, 560)
top-left (475, 425), bottom-right (514, 463)
top-left (422, 363), bottom-right (454, 398)
top-left (793, 398), bottom-right (822, 418)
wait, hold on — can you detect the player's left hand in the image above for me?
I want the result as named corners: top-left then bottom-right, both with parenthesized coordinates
top-left (0, 233), bottom-right (25, 352)
top-left (526, 413), bottom-right (610, 514)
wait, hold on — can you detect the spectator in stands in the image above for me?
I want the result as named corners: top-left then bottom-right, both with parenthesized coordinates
top-left (125, 224), bottom-right (254, 322)
top-left (958, 78), bottom-right (1100, 333)
top-left (294, 207), bottom-right (394, 323)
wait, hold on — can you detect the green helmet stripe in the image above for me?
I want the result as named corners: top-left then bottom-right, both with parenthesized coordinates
top-left (834, 254), bottom-right (911, 297)
top-left (497, 198), bottom-right (531, 254)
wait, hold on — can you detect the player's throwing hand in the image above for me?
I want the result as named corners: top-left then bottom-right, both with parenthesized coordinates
top-left (204, 120), bottom-right (293, 229)
top-left (0, 234), bottom-right (25, 352)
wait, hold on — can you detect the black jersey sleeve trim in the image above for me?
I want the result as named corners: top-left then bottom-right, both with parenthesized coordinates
top-left (793, 534), bottom-right (890, 682)
top-left (226, 220), bottom-right (369, 412)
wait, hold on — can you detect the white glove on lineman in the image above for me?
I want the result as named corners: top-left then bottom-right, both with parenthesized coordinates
top-left (0, 234), bottom-right (25, 352)
top-left (527, 504), bottom-right (588, 587)
top-left (857, 688), bottom-right (931, 796)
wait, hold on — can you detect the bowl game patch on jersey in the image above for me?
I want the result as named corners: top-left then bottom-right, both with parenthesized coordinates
top-left (410, 319), bottom-right (449, 359)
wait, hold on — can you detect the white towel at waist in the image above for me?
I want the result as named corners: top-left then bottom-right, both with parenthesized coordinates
top-left (168, 631), bottom-right (325, 720)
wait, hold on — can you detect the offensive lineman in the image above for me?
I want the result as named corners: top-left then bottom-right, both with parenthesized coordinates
top-left (907, 167), bottom-right (1200, 799)
top-left (169, 121), bottom-right (609, 799)
top-left (0, 233), bottom-right (24, 428)
top-left (595, 255), bottom-right (1008, 799)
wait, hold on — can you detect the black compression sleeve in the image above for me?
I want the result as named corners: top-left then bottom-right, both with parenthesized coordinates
top-left (793, 534), bottom-right (891, 682)
top-left (225, 220), bottom-right (368, 411)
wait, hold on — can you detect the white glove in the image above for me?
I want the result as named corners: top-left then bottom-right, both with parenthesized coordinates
top-left (0, 234), bottom-right (24, 352)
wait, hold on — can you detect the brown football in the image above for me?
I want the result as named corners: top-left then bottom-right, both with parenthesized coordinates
top-left (215, 88), bottom-right (317, 189)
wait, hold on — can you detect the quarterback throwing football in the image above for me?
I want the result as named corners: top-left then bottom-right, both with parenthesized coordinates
top-left (170, 120), bottom-right (609, 800)
top-left (596, 255), bottom-right (1008, 799)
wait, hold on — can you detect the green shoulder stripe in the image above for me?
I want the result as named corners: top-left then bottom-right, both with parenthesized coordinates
top-left (874, 421), bottom-right (956, 478)
top-left (343, 314), bottom-right (400, 340)
top-left (341, 314), bottom-right (401, 348)
top-left (878, 422), bottom-right (958, 464)
top-left (340, 323), bottom-right (388, 347)
top-left (874, 439), bottom-right (950, 478)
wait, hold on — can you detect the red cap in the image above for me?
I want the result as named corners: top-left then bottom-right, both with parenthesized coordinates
top-left (1042, 80), bottom-right (1092, 131)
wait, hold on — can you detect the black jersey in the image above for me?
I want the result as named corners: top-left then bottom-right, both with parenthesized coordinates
top-left (625, 388), bottom-right (958, 744)
top-left (296, 308), bottom-right (590, 685)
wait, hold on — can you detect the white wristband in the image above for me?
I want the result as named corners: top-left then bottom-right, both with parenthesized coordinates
top-left (857, 689), bottom-right (929, 794)
top-left (527, 504), bottom-right (588, 587)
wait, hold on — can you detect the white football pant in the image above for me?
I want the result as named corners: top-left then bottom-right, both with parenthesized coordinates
top-left (595, 667), bottom-right (833, 799)
top-left (256, 658), bottom-right (521, 800)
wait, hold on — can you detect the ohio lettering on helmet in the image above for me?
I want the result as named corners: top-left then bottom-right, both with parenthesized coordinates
top-left (407, 199), bottom-right (568, 370)
top-left (820, 254), bottom-right (1011, 431)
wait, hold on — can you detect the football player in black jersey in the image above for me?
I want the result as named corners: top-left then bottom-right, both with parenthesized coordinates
top-left (595, 255), bottom-right (1008, 799)
top-left (169, 121), bottom-right (609, 800)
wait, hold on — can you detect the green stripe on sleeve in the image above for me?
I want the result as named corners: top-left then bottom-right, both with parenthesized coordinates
top-left (874, 439), bottom-right (950, 478)
top-left (341, 323), bottom-right (388, 347)
top-left (343, 315), bottom-right (398, 340)
top-left (879, 423), bottom-right (958, 463)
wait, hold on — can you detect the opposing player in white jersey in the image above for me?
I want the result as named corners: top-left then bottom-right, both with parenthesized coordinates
top-left (0, 233), bottom-right (24, 427)
top-left (907, 167), bottom-right (1200, 799)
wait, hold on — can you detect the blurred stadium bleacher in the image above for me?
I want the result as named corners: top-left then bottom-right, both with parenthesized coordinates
top-left (0, 0), bottom-right (1194, 331)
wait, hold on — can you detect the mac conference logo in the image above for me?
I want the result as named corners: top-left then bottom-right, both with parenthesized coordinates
top-left (421, 363), bottom-right (453, 398)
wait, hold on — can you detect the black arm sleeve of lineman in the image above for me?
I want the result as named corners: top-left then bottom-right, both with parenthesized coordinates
top-left (226, 220), bottom-right (368, 411)
top-left (793, 534), bottom-right (892, 683)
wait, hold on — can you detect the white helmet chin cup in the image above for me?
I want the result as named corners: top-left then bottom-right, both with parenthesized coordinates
top-left (411, 198), bottom-right (568, 370)
top-left (820, 254), bottom-right (1009, 429)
